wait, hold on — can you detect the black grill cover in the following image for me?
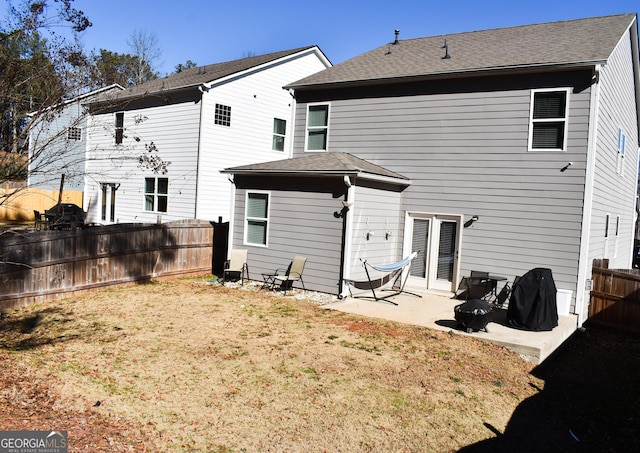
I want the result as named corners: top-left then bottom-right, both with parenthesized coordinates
top-left (455, 299), bottom-right (493, 332)
top-left (507, 268), bottom-right (558, 331)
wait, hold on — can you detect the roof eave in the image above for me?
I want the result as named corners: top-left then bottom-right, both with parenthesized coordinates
top-left (221, 168), bottom-right (411, 186)
top-left (286, 60), bottom-right (605, 91)
top-left (88, 84), bottom-right (205, 108)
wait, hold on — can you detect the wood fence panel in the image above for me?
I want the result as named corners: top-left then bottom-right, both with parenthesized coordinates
top-left (1, 220), bottom-right (214, 310)
top-left (589, 259), bottom-right (640, 332)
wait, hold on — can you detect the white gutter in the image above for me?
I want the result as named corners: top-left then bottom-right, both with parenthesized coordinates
top-left (575, 65), bottom-right (601, 327)
top-left (221, 170), bottom-right (411, 187)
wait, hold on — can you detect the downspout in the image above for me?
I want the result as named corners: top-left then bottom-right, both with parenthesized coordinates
top-left (287, 89), bottom-right (296, 159)
top-left (194, 84), bottom-right (207, 219)
top-left (632, 21), bottom-right (640, 148)
top-left (338, 175), bottom-right (355, 298)
top-left (227, 175), bottom-right (236, 255)
top-left (630, 20), bottom-right (640, 266)
top-left (575, 65), bottom-right (601, 327)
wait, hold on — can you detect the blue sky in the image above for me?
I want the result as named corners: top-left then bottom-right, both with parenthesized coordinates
top-left (70, 0), bottom-right (638, 76)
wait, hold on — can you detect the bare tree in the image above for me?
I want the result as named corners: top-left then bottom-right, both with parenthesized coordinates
top-left (1, 0), bottom-right (91, 183)
top-left (1, 2), bottom-right (168, 214)
top-left (127, 29), bottom-right (161, 85)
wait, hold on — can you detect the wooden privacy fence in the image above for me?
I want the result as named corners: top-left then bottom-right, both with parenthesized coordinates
top-left (0, 220), bottom-right (213, 310)
top-left (589, 258), bottom-right (640, 332)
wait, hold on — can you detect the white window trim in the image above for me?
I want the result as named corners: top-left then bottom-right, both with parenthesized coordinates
top-left (143, 177), bottom-right (169, 213)
top-left (100, 182), bottom-right (118, 223)
top-left (304, 102), bottom-right (330, 152)
top-left (115, 111), bottom-right (124, 145)
top-left (244, 190), bottom-right (270, 247)
top-left (272, 118), bottom-right (286, 152)
top-left (528, 88), bottom-right (570, 152)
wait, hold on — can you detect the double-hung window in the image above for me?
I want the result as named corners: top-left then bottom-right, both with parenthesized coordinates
top-left (528, 89), bottom-right (569, 151)
top-left (245, 192), bottom-right (269, 246)
top-left (272, 118), bottom-right (286, 151)
top-left (115, 112), bottom-right (124, 144)
top-left (144, 177), bottom-right (168, 213)
top-left (305, 104), bottom-right (329, 151)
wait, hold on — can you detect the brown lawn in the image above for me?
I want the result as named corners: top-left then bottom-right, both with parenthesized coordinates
top-left (1, 277), bottom-right (638, 452)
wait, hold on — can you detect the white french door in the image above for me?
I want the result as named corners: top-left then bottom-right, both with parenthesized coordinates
top-left (405, 213), bottom-right (461, 292)
top-left (100, 183), bottom-right (118, 223)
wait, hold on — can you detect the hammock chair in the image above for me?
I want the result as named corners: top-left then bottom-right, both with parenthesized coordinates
top-left (344, 252), bottom-right (422, 304)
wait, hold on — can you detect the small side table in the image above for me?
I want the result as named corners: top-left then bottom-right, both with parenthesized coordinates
top-left (261, 273), bottom-right (277, 290)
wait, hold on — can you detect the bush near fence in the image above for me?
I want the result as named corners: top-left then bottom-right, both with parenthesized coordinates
top-left (0, 187), bottom-right (83, 222)
top-left (589, 259), bottom-right (640, 333)
top-left (0, 220), bottom-right (213, 310)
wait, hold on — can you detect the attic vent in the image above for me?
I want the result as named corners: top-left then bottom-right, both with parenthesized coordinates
top-left (393, 29), bottom-right (400, 45)
top-left (442, 38), bottom-right (451, 59)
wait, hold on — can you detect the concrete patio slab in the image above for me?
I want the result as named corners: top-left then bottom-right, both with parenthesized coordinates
top-left (322, 289), bottom-right (578, 364)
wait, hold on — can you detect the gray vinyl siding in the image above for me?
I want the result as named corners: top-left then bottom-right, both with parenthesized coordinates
top-left (590, 29), bottom-right (639, 271)
top-left (232, 176), bottom-right (344, 294)
top-left (29, 100), bottom-right (91, 191)
top-left (347, 183), bottom-right (404, 283)
top-left (84, 98), bottom-right (201, 224)
top-left (292, 72), bottom-right (593, 294)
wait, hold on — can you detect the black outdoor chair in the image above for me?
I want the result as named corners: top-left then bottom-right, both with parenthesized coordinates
top-left (455, 271), bottom-right (495, 301)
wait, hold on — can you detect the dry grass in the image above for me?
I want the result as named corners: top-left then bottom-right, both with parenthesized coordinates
top-left (1, 277), bottom-right (543, 452)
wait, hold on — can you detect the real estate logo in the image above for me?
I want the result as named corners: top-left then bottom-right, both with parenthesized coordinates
top-left (0, 431), bottom-right (68, 453)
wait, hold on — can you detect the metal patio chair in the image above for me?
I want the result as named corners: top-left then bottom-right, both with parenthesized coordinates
top-left (223, 249), bottom-right (249, 284)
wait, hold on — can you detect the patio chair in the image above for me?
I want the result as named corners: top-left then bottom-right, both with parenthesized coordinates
top-left (33, 210), bottom-right (46, 230)
top-left (271, 256), bottom-right (307, 292)
top-left (223, 249), bottom-right (249, 284)
top-left (455, 271), bottom-right (495, 301)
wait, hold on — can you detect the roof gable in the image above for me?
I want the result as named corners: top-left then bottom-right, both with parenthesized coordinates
top-left (288, 14), bottom-right (637, 89)
top-left (106, 46), bottom-right (321, 102)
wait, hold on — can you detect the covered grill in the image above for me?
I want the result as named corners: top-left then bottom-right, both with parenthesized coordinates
top-left (44, 203), bottom-right (85, 230)
top-left (507, 268), bottom-right (558, 331)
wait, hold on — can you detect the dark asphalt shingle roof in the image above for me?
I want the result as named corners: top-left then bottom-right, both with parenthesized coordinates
top-left (287, 14), bottom-right (637, 89)
top-left (222, 152), bottom-right (410, 183)
top-left (105, 46), bottom-right (318, 101)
